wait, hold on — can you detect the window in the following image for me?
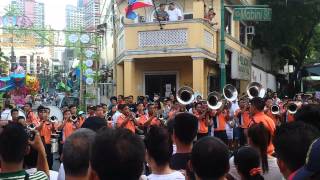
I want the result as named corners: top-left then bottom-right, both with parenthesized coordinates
top-left (240, 22), bottom-right (246, 45)
top-left (224, 9), bottom-right (232, 35)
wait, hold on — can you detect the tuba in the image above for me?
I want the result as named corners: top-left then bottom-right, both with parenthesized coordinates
top-left (271, 105), bottom-right (280, 115)
top-left (246, 82), bottom-right (266, 99)
top-left (287, 103), bottom-right (298, 114)
top-left (207, 84), bottom-right (238, 110)
top-left (176, 86), bottom-right (195, 105)
top-left (46, 106), bottom-right (63, 123)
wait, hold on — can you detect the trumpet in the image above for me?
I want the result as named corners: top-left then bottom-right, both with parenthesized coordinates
top-left (287, 103), bottom-right (298, 114)
top-left (71, 115), bottom-right (78, 123)
top-left (246, 82), bottom-right (266, 99)
top-left (271, 105), bottom-right (280, 115)
top-left (49, 116), bottom-right (58, 123)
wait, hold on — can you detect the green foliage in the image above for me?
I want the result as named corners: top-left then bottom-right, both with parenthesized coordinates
top-left (253, 0), bottom-right (320, 69)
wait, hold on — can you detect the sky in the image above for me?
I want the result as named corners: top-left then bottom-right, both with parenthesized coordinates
top-left (0, 0), bottom-right (77, 29)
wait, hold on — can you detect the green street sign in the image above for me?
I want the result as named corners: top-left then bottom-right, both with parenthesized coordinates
top-left (233, 8), bottom-right (272, 21)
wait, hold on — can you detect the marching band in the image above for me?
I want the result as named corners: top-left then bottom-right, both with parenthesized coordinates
top-left (0, 81), bottom-right (318, 170)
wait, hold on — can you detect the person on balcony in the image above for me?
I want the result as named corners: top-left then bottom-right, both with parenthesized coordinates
top-left (167, 2), bottom-right (182, 21)
top-left (204, 8), bottom-right (218, 27)
top-left (154, 3), bottom-right (169, 21)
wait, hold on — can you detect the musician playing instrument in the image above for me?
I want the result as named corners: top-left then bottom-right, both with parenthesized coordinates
top-left (116, 104), bottom-right (140, 133)
top-left (283, 100), bottom-right (296, 123)
top-left (24, 102), bottom-right (40, 126)
top-left (264, 97), bottom-right (282, 126)
top-left (194, 102), bottom-right (210, 140)
top-left (58, 109), bottom-right (80, 142)
top-left (211, 102), bottom-right (230, 145)
top-left (234, 99), bottom-right (251, 146)
top-left (69, 104), bottom-right (85, 127)
top-left (138, 104), bottom-right (161, 127)
top-left (37, 106), bottom-right (57, 169)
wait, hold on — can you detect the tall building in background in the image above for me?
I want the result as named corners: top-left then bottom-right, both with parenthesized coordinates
top-left (84, 0), bottom-right (100, 31)
top-left (10, 0), bottom-right (45, 29)
top-left (65, 5), bottom-right (84, 30)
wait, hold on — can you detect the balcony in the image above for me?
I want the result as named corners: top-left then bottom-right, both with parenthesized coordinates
top-left (116, 19), bottom-right (218, 62)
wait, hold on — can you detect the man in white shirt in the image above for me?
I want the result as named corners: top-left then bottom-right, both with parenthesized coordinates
top-left (167, 2), bottom-right (182, 21)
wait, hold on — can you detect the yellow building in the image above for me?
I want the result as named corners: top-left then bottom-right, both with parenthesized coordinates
top-left (102, 0), bottom-right (255, 99)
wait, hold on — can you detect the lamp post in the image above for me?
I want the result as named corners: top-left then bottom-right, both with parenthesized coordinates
top-left (219, 0), bottom-right (226, 92)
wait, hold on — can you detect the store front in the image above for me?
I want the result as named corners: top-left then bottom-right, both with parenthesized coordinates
top-left (144, 73), bottom-right (177, 98)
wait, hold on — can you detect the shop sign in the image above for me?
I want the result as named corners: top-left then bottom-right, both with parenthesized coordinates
top-left (231, 51), bottom-right (251, 80)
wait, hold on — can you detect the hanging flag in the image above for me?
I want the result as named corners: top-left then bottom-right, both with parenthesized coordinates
top-left (125, 0), bottom-right (153, 19)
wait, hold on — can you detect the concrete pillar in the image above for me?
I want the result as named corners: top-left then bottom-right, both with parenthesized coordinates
top-left (193, 0), bottom-right (205, 19)
top-left (116, 63), bottom-right (124, 96)
top-left (123, 59), bottom-right (135, 97)
top-left (192, 57), bottom-right (205, 98)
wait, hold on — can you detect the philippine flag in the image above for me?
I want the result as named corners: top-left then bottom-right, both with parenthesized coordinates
top-left (125, 0), bottom-right (153, 19)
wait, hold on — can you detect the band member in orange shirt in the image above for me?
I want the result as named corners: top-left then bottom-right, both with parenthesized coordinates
top-left (194, 102), bottom-right (210, 140)
top-left (211, 105), bottom-right (229, 145)
top-left (37, 106), bottom-right (57, 169)
top-left (264, 97), bottom-right (281, 126)
top-left (283, 101), bottom-right (296, 123)
top-left (138, 104), bottom-right (161, 128)
top-left (249, 97), bottom-right (276, 155)
top-left (116, 104), bottom-right (139, 133)
top-left (24, 102), bottom-right (39, 126)
top-left (58, 109), bottom-right (80, 143)
top-left (234, 99), bottom-right (251, 146)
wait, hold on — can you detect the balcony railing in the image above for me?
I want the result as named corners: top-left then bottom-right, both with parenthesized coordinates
top-left (116, 19), bottom-right (218, 61)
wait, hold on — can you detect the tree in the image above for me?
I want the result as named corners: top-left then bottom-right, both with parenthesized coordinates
top-left (0, 48), bottom-right (9, 74)
top-left (253, 0), bottom-right (320, 93)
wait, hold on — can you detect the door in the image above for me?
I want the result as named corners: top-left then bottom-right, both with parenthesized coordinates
top-left (145, 74), bottom-right (176, 98)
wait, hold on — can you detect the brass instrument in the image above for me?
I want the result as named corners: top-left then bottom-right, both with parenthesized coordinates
top-left (271, 105), bottom-right (280, 115)
top-left (27, 123), bottom-right (36, 131)
top-left (71, 115), bottom-right (78, 123)
top-left (49, 116), bottom-right (58, 123)
top-left (246, 82), bottom-right (266, 99)
top-left (176, 86), bottom-right (195, 105)
top-left (207, 84), bottom-right (238, 110)
top-left (287, 103), bottom-right (298, 114)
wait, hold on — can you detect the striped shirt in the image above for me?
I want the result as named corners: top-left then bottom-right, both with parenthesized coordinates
top-left (0, 170), bottom-right (48, 180)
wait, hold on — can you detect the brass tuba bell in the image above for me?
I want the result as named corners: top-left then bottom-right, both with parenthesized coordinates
top-left (176, 86), bottom-right (195, 105)
top-left (246, 82), bottom-right (266, 99)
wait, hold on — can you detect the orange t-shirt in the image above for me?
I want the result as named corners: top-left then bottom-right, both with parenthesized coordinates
top-left (286, 112), bottom-right (295, 123)
top-left (139, 115), bottom-right (160, 126)
top-left (194, 112), bottom-right (208, 134)
top-left (168, 111), bottom-right (176, 121)
top-left (235, 109), bottom-right (250, 129)
top-left (117, 115), bottom-right (135, 133)
top-left (266, 110), bottom-right (277, 125)
top-left (250, 112), bottom-right (276, 154)
top-left (40, 122), bottom-right (53, 144)
top-left (26, 111), bottom-right (40, 126)
top-left (63, 121), bottom-right (77, 142)
top-left (214, 112), bottom-right (227, 131)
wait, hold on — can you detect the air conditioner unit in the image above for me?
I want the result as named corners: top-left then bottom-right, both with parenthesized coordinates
top-left (246, 26), bottom-right (255, 35)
